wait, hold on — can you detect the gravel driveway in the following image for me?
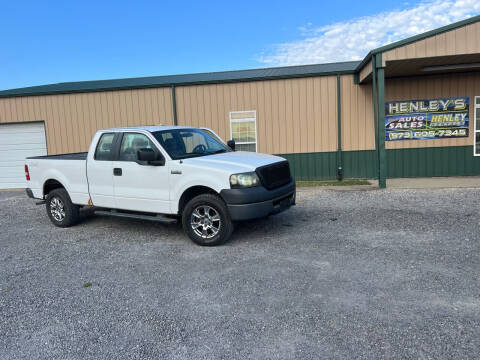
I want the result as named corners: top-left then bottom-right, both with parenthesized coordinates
top-left (1, 187), bottom-right (479, 359)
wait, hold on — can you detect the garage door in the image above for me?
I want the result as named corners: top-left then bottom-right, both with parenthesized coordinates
top-left (0, 122), bottom-right (47, 189)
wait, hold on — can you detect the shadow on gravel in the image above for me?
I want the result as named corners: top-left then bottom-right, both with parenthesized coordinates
top-left (66, 200), bottom-right (335, 247)
top-left (75, 206), bottom-right (297, 246)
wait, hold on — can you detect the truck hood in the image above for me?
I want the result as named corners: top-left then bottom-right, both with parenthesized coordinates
top-left (183, 151), bottom-right (285, 172)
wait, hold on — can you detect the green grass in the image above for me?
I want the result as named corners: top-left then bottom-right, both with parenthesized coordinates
top-left (82, 282), bottom-right (92, 288)
top-left (296, 179), bottom-right (371, 187)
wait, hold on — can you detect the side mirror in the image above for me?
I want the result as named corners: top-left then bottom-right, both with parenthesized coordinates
top-left (227, 139), bottom-right (236, 151)
top-left (137, 148), bottom-right (156, 161)
top-left (136, 148), bottom-right (165, 166)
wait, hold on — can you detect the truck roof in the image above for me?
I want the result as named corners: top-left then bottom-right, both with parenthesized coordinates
top-left (102, 125), bottom-right (195, 132)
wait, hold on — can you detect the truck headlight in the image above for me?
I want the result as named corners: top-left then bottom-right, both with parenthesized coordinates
top-left (230, 172), bottom-right (261, 188)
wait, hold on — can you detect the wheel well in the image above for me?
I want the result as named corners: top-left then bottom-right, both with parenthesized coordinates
top-left (43, 179), bottom-right (64, 197)
top-left (178, 186), bottom-right (218, 214)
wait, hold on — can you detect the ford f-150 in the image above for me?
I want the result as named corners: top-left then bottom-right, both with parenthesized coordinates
top-left (25, 126), bottom-right (295, 246)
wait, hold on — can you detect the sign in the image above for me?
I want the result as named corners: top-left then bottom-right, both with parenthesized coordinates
top-left (385, 97), bottom-right (469, 141)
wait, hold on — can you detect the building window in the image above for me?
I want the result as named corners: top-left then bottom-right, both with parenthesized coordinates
top-left (475, 97), bottom-right (480, 156)
top-left (230, 111), bottom-right (257, 152)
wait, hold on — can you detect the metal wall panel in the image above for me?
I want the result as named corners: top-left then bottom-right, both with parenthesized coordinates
top-left (387, 146), bottom-right (480, 178)
top-left (279, 150), bottom-right (377, 180)
top-left (340, 75), bottom-right (376, 151)
top-left (385, 72), bottom-right (480, 150)
top-left (175, 76), bottom-right (339, 154)
top-left (0, 88), bottom-right (173, 154)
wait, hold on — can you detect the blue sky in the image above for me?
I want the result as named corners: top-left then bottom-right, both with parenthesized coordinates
top-left (1, 0), bottom-right (478, 90)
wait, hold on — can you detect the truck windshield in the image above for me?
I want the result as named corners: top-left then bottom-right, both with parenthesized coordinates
top-left (152, 128), bottom-right (231, 160)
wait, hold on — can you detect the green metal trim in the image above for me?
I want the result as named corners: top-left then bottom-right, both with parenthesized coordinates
top-left (336, 74), bottom-right (343, 179)
top-left (377, 59), bottom-right (387, 189)
top-left (354, 55), bottom-right (373, 77)
top-left (0, 62), bottom-right (360, 99)
top-left (355, 15), bottom-right (480, 73)
top-left (171, 85), bottom-right (178, 126)
top-left (353, 72), bottom-right (359, 84)
top-left (387, 146), bottom-right (480, 178)
top-left (278, 150), bottom-right (377, 181)
top-left (371, 55), bottom-right (380, 184)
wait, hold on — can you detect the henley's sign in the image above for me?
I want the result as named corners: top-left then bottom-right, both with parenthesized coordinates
top-left (385, 97), bottom-right (469, 141)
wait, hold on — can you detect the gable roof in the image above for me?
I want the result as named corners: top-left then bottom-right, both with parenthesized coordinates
top-left (355, 14), bottom-right (480, 72)
top-left (0, 61), bottom-right (360, 98)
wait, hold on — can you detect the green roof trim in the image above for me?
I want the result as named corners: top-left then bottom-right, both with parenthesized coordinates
top-left (355, 14), bottom-right (480, 72)
top-left (0, 61), bottom-right (360, 98)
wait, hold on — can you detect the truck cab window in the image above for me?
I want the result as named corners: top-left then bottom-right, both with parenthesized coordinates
top-left (95, 133), bottom-right (115, 160)
top-left (119, 133), bottom-right (154, 161)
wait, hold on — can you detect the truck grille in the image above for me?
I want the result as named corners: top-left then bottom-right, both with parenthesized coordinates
top-left (256, 161), bottom-right (292, 190)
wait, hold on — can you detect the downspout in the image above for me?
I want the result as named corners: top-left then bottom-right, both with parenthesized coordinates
top-left (336, 73), bottom-right (343, 181)
top-left (171, 85), bottom-right (178, 126)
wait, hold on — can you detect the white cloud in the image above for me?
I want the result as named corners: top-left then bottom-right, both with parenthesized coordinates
top-left (258, 0), bottom-right (480, 66)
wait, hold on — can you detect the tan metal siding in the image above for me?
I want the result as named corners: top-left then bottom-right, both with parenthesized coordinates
top-left (0, 88), bottom-right (173, 154)
top-left (340, 75), bottom-right (375, 151)
top-left (385, 72), bottom-right (480, 149)
top-left (175, 77), bottom-right (339, 154)
top-left (383, 21), bottom-right (480, 65)
top-left (0, 74), bottom-right (376, 156)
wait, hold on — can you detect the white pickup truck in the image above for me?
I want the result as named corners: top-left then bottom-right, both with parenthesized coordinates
top-left (25, 126), bottom-right (295, 246)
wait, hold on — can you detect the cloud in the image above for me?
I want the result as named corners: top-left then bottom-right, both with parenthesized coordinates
top-left (258, 0), bottom-right (480, 66)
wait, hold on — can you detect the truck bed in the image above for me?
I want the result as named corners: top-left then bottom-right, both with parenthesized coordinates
top-left (27, 152), bottom-right (88, 160)
top-left (26, 152), bottom-right (89, 205)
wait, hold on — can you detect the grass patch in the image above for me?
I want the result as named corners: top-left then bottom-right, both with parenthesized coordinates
top-left (296, 179), bottom-right (371, 187)
top-left (82, 282), bottom-right (92, 288)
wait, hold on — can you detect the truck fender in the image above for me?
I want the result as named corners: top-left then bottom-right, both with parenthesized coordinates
top-left (173, 181), bottom-right (223, 214)
top-left (41, 169), bottom-right (72, 198)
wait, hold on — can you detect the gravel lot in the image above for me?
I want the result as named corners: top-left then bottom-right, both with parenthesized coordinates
top-left (1, 187), bottom-right (479, 359)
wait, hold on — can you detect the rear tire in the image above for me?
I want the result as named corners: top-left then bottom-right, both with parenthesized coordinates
top-left (182, 193), bottom-right (233, 246)
top-left (45, 188), bottom-right (80, 227)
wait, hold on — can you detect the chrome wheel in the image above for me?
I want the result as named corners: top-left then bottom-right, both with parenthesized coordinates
top-left (50, 197), bottom-right (65, 222)
top-left (190, 205), bottom-right (221, 239)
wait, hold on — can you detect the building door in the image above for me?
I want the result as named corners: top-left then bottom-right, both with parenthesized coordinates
top-left (0, 122), bottom-right (47, 189)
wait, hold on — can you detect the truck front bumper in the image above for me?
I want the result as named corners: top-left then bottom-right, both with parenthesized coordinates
top-left (220, 180), bottom-right (296, 221)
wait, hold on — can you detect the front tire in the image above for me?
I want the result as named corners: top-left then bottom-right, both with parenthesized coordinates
top-left (46, 188), bottom-right (80, 227)
top-left (182, 193), bottom-right (233, 246)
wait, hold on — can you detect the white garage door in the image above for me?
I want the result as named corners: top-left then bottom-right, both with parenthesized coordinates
top-left (0, 122), bottom-right (47, 189)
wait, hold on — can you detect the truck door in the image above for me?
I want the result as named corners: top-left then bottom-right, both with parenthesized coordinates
top-left (111, 132), bottom-right (170, 213)
top-left (86, 132), bottom-right (117, 208)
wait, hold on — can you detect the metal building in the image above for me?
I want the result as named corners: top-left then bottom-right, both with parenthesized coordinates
top-left (1, 16), bottom-right (480, 188)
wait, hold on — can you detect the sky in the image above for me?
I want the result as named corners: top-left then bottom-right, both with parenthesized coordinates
top-left (1, 0), bottom-right (479, 90)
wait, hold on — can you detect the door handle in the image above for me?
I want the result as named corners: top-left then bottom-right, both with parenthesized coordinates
top-left (113, 168), bottom-right (122, 176)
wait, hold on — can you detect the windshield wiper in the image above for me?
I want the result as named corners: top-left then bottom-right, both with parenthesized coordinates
top-left (207, 149), bottom-right (227, 155)
top-left (174, 149), bottom-right (227, 160)
top-left (175, 153), bottom-right (204, 159)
